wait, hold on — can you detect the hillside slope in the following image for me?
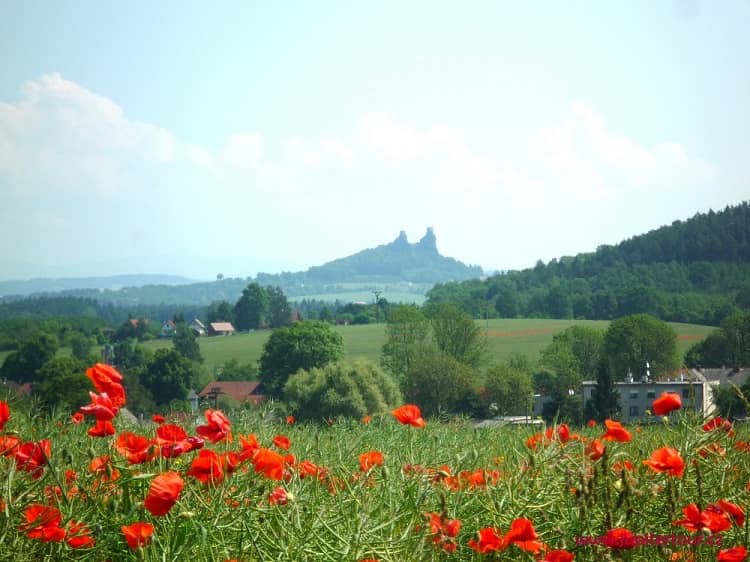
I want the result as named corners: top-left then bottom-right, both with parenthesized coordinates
top-left (427, 201), bottom-right (750, 325)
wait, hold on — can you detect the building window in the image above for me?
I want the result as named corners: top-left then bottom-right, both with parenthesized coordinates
top-left (629, 406), bottom-right (639, 417)
top-left (629, 391), bottom-right (639, 400)
top-left (682, 389), bottom-right (689, 398)
top-left (647, 390), bottom-right (656, 399)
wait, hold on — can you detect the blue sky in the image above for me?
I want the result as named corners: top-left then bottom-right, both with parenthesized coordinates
top-left (1, 1), bottom-right (748, 280)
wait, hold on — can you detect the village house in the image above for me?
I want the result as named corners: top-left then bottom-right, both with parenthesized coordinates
top-left (159, 320), bottom-right (176, 338)
top-left (197, 381), bottom-right (265, 407)
top-left (190, 318), bottom-right (207, 336)
top-left (208, 322), bottom-right (235, 336)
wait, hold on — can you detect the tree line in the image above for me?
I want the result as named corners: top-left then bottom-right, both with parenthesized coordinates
top-left (427, 202), bottom-right (750, 325)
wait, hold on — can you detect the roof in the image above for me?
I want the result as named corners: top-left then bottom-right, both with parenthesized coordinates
top-left (198, 381), bottom-right (264, 405)
top-left (191, 318), bottom-right (206, 329)
top-left (692, 367), bottom-right (749, 387)
top-left (209, 322), bottom-right (235, 332)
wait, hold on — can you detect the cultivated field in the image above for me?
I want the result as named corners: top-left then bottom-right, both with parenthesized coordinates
top-left (0, 394), bottom-right (747, 561)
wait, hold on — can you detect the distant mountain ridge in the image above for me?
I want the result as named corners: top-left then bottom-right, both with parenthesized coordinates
top-left (0, 274), bottom-right (195, 298)
top-left (0, 229), bottom-right (482, 305)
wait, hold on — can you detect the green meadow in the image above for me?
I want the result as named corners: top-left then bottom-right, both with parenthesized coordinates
top-left (138, 318), bottom-right (715, 374)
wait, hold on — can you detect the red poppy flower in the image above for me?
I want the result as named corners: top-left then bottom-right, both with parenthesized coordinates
top-left (0, 434), bottom-right (19, 457)
top-left (703, 416), bottom-right (733, 434)
top-left (152, 414), bottom-right (166, 424)
top-left (643, 447), bottom-right (685, 477)
top-left (717, 546), bottom-right (748, 562)
top-left (362, 415), bottom-right (372, 424)
top-left (424, 512), bottom-right (461, 553)
top-left (116, 432), bottom-right (156, 464)
top-left (196, 409), bottom-right (232, 443)
top-left (587, 419), bottom-right (597, 428)
top-left (144, 471), bottom-right (184, 516)
top-left (66, 520), bottom-right (95, 548)
top-left (714, 499), bottom-right (745, 527)
top-left (358, 451), bottom-right (384, 471)
top-left (603, 528), bottom-right (636, 549)
top-left (269, 486), bottom-right (289, 506)
top-left (187, 449), bottom-right (224, 484)
top-left (526, 432), bottom-right (544, 449)
top-left (14, 439), bottom-right (51, 479)
top-left (391, 404), bottom-right (426, 428)
top-left (71, 412), bottom-right (84, 424)
top-left (238, 433), bottom-right (260, 461)
top-left (252, 448), bottom-right (286, 480)
top-left (155, 424), bottom-right (193, 458)
top-left (88, 419), bottom-right (115, 437)
top-left (601, 419), bottom-right (632, 442)
top-left (546, 424), bottom-right (570, 443)
top-left (19, 504), bottom-right (66, 542)
top-left (86, 363), bottom-right (126, 408)
top-left (286, 415), bottom-right (295, 424)
top-left (652, 392), bottom-right (682, 415)
top-left (674, 503), bottom-right (732, 533)
top-left (297, 460), bottom-right (327, 480)
top-left (542, 550), bottom-right (575, 562)
top-left (0, 400), bottom-right (9, 430)
top-left (585, 439), bottom-right (605, 461)
top-left (505, 517), bottom-right (544, 554)
top-left (468, 527), bottom-right (505, 553)
top-left (122, 522), bottom-right (154, 549)
top-left (89, 454), bottom-right (121, 485)
top-left (79, 391), bottom-right (118, 421)
top-left (273, 435), bottom-right (291, 450)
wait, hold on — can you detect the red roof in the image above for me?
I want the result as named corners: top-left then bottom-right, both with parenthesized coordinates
top-left (198, 381), bottom-right (264, 405)
top-left (209, 322), bottom-right (235, 332)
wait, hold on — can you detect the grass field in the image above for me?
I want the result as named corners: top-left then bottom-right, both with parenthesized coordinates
top-left (135, 318), bottom-right (715, 373)
top-left (0, 318), bottom-right (716, 374)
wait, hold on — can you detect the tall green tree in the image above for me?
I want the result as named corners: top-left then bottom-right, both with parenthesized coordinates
top-left (540, 325), bottom-right (603, 382)
top-left (142, 348), bottom-right (202, 407)
top-left (585, 362), bottom-right (621, 422)
top-left (259, 320), bottom-right (344, 398)
top-left (234, 283), bottom-right (269, 331)
top-left (381, 305), bottom-right (430, 381)
top-left (481, 364), bottom-right (533, 417)
top-left (425, 303), bottom-right (487, 368)
top-left (0, 332), bottom-right (59, 383)
top-left (34, 356), bottom-right (90, 412)
top-left (173, 321), bottom-right (203, 363)
top-left (603, 314), bottom-right (679, 380)
top-left (403, 348), bottom-right (479, 417)
top-left (267, 286), bottom-right (292, 328)
top-left (206, 300), bottom-right (235, 324)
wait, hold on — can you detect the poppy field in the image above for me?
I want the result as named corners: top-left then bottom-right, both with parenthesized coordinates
top-left (0, 365), bottom-right (749, 561)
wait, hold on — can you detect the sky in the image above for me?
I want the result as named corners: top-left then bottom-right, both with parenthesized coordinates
top-left (0, 0), bottom-right (748, 281)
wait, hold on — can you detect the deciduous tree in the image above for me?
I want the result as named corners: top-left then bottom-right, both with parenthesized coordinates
top-left (259, 321), bottom-right (344, 398)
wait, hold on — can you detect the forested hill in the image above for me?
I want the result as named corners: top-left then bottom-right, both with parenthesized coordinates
top-left (427, 201), bottom-right (750, 325)
top-left (258, 228), bottom-right (482, 285)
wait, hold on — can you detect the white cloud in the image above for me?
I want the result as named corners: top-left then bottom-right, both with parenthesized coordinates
top-left (536, 103), bottom-right (713, 191)
top-left (0, 73), bottom-right (178, 195)
top-left (222, 132), bottom-right (264, 169)
top-left (319, 136), bottom-right (354, 161)
top-left (359, 112), bottom-right (532, 192)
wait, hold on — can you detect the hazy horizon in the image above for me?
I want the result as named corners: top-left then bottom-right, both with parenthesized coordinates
top-left (2, 1), bottom-right (748, 282)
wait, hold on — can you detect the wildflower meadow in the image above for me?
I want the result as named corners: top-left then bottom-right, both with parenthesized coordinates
top-left (0, 364), bottom-right (748, 561)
